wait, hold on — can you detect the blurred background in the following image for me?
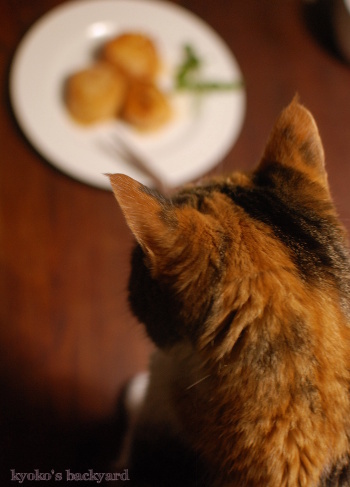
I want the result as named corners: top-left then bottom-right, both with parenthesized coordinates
top-left (1, 0), bottom-right (350, 484)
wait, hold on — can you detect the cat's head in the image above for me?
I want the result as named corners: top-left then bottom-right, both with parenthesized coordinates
top-left (110, 99), bottom-right (350, 359)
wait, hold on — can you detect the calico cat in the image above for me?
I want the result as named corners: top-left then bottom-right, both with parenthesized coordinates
top-left (109, 99), bottom-right (350, 486)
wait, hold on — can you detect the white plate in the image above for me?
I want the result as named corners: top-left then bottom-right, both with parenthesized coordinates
top-left (10, 0), bottom-right (245, 190)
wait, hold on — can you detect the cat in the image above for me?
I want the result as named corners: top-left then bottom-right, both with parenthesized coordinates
top-left (109, 98), bottom-right (350, 486)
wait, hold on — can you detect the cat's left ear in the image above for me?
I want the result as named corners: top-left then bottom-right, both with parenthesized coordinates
top-left (109, 173), bottom-right (175, 261)
top-left (258, 97), bottom-right (329, 190)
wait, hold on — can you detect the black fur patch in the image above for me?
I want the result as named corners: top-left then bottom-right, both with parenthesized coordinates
top-left (320, 454), bottom-right (350, 486)
top-left (128, 246), bottom-right (216, 348)
top-left (128, 245), bottom-right (183, 348)
top-left (219, 164), bottom-right (349, 287)
top-left (128, 423), bottom-right (211, 487)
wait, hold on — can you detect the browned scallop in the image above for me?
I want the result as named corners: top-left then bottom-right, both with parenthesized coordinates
top-left (122, 81), bottom-right (172, 131)
top-left (102, 33), bottom-right (159, 81)
top-left (65, 63), bottom-right (127, 124)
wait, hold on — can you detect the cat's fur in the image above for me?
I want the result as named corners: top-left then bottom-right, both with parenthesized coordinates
top-left (109, 99), bottom-right (350, 486)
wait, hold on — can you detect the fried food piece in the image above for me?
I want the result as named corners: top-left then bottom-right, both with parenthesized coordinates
top-left (65, 62), bottom-right (127, 124)
top-left (102, 33), bottom-right (159, 81)
top-left (122, 81), bottom-right (171, 131)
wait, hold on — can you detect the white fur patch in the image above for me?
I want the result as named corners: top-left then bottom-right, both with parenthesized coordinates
top-left (115, 371), bottom-right (150, 468)
top-left (124, 371), bottom-right (150, 419)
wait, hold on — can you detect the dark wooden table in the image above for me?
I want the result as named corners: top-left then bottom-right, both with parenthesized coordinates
top-left (2, 0), bottom-right (350, 483)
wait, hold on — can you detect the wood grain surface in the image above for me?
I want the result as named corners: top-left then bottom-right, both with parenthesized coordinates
top-left (1, 0), bottom-right (350, 483)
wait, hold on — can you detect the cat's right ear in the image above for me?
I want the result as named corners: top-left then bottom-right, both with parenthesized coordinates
top-left (258, 98), bottom-right (329, 191)
top-left (108, 173), bottom-right (175, 261)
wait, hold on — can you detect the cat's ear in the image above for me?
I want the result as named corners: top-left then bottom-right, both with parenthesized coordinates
top-left (259, 97), bottom-right (328, 189)
top-left (109, 173), bottom-right (175, 260)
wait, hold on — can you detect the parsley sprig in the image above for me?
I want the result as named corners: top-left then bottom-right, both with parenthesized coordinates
top-left (175, 45), bottom-right (243, 92)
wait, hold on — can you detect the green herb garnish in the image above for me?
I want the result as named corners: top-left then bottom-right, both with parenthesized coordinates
top-left (175, 44), bottom-right (243, 92)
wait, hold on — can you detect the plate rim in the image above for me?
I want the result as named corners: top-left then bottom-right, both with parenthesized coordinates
top-left (10, 0), bottom-right (246, 190)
